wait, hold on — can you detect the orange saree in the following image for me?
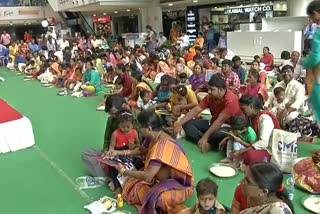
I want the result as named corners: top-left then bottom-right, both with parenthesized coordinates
top-left (122, 139), bottom-right (194, 214)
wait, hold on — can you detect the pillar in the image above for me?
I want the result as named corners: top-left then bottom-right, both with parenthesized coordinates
top-left (140, 0), bottom-right (163, 33)
top-left (287, 0), bottom-right (313, 16)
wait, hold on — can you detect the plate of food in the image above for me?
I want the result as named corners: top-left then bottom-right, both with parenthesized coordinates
top-left (301, 195), bottom-right (320, 213)
top-left (84, 196), bottom-right (117, 214)
top-left (208, 163), bottom-right (238, 178)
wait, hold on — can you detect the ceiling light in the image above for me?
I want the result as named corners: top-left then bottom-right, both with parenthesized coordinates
top-left (28, 23), bottom-right (31, 25)
top-left (103, 12), bottom-right (106, 15)
top-left (126, 9), bottom-right (130, 12)
top-left (193, 0), bottom-right (198, 2)
top-left (114, 11), bottom-right (118, 14)
top-left (168, 3), bottom-right (173, 6)
top-left (93, 14), bottom-right (96, 16)
top-left (240, 5), bottom-right (243, 7)
top-left (10, 23), bottom-right (13, 26)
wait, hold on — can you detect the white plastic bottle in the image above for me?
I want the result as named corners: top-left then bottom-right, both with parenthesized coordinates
top-left (64, 87), bottom-right (67, 96)
top-left (286, 173), bottom-right (295, 201)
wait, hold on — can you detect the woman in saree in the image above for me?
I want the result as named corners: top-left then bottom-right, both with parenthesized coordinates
top-left (107, 110), bottom-right (194, 214)
top-left (302, 1), bottom-right (320, 123)
top-left (238, 95), bottom-right (280, 165)
top-left (170, 23), bottom-right (180, 45)
top-left (250, 60), bottom-right (270, 89)
top-left (260, 47), bottom-right (274, 72)
top-left (246, 69), bottom-right (269, 103)
top-left (189, 32), bottom-right (204, 55)
top-left (156, 57), bottom-right (175, 77)
top-left (188, 63), bottom-right (207, 94)
top-left (240, 162), bottom-right (294, 214)
top-left (95, 57), bottom-right (105, 77)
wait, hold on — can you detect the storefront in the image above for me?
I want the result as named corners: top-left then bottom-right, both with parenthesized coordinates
top-left (184, 1), bottom-right (287, 38)
top-left (93, 16), bottom-right (112, 37)
top-left (162, 10), bottom-right (185, 39)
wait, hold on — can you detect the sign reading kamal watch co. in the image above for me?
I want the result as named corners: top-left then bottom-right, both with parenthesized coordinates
top-left (224, 5), bottom-right (273, 15)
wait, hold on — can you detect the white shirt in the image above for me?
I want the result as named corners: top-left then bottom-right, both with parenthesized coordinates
top-left (91, 39), bottom-right (102, 48)
top-left (265, 79), bottom-right (306, 115)
top-left (158, 36), bottom-right (167, 46)
top-left (58, 39), bottom-right (69, 51)
top-left (225, 50), bottom-right (235, 60)
top-left (282, 59), bottom-right (306, 79)
top-left (253, 114), bottom-right (274, 153)
top-left (177, 35), bottom-right (189, 47)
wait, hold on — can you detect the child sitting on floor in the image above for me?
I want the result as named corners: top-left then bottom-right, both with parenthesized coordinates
top-left (178, 72), bottom-right (188, 86)
top-left (180, 178), bottom-right (226, 214)
top-left (137, 90), bottom-right (155, 110)
top-left (107, 110), bottom-right (141, 195)
top-left (6, 57), bottom-right (15, 71)
top-left (25, 60), bottom-right (39, 75)
top-left (220, 116), bottom-right (257, 167)
top-left (110, 77), bottom-right (123, 94)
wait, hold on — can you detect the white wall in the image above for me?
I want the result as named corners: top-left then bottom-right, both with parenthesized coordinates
top-left (227, 31), bottom-right (302, 59)
top-left (262, 16), bottom-right (308, 32)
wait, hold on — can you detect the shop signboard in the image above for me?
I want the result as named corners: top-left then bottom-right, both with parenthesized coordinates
top-left (93, 16), bottom-right (111, 23)
top-left (224, 5), bottom-right (273, 15)
top-left (186, 7), bottom-right (199, 45)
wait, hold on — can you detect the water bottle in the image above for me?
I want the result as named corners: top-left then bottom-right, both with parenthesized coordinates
top-left (117, 193), bottom-right (123, 208)
top-left (263, 157), bottom-right (268, 162)
top-left (63, 87), bottom-right (67, 96)
top-left (286, 173), bottom-right (295, 200)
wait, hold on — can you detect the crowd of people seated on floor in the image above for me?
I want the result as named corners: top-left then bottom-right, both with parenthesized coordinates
top-left (2, 2), bottom-right (320, 213)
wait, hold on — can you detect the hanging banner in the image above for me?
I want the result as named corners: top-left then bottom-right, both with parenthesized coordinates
top-left (186, 7), bottom-right (199, 45)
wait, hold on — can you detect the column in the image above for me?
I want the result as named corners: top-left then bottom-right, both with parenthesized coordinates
top-left (140, 0), bottom-right (163, 34)
top-left (287, 0), bottom-right (313, 16)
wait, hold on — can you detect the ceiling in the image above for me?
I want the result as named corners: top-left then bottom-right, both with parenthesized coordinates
top-left (66, 0), bottom-right (279, 15)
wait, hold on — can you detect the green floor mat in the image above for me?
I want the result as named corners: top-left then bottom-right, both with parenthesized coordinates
top-left (0, 68), bottom-right (317, 214)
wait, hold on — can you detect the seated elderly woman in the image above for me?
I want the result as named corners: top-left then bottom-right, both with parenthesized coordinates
top-left (106, 110), bottom-right (194, 214)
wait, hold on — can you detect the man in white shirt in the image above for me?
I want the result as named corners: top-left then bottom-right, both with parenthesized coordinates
top-left (177, 31), bottom-right (190, 48)
top-left (282, 51), bottom-right (306, 79)
top-left (58, 35), bottom-right (70, 51)
top-left (91, 36), bottom-right (102, 49)
top-left (265, 64), bottom-right (306, 123)
top-left (158, 32), bottom-right (167, 47)
top-left (46, 27), bottom-right (57, 40)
